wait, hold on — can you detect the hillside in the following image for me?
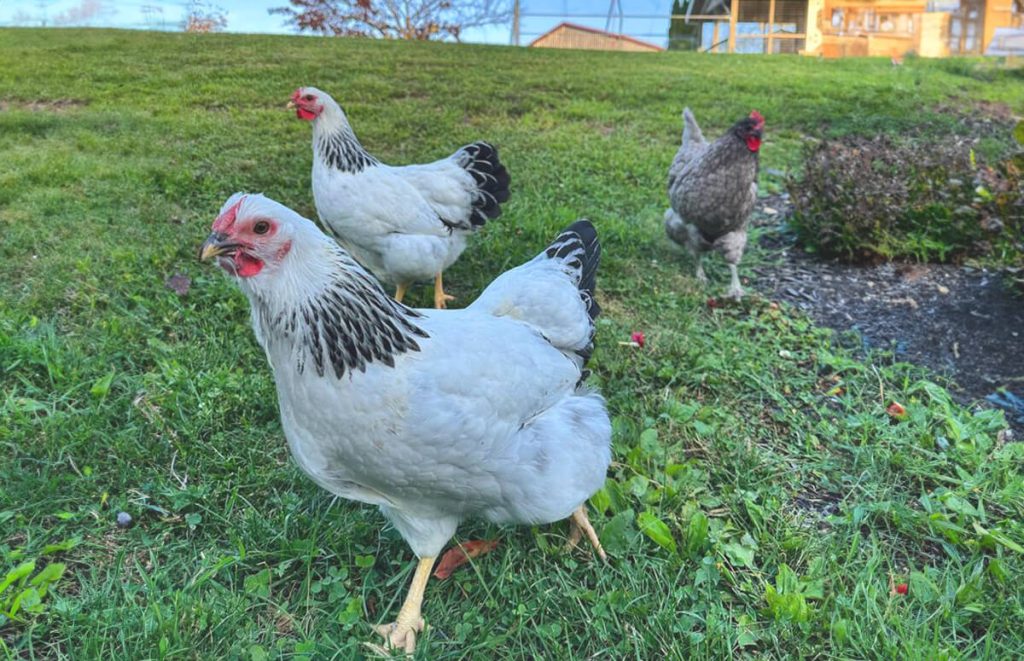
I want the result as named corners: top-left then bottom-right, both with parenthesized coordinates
top-left (2, 28), bottom-right (1023, 658)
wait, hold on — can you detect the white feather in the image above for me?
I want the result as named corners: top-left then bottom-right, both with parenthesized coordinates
top-left (305, 88), bottom-right (486, 286)
top-left (225, 195), bottom-right (611, 558)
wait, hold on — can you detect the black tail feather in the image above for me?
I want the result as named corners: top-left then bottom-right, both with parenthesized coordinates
top-left (544, 219), bottom-right (601, 366)
top-left (459, 141), bottom-right (511, 228)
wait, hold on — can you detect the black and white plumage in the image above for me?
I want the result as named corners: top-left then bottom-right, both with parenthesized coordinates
top-left (291, 86), bottom-right (511, 308)
top-left (200, 193), bottom-right (610, 651)
top-left (665, 107), bottom-right (763, 300)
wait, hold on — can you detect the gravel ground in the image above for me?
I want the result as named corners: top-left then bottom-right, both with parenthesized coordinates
top-left (747, 196), bottom-right (1024, 431)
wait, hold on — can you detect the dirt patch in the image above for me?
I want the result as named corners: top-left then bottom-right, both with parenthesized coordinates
top-left (972, 99), bottom-right (1019, 123)
top-left (749, 196), bottom-right (1024, 431)
top-left (0, 98), bottom-right (88, 112)
top-left (793, 486), bottom-right (841, 518)
top-left (935, 99), bottom-right (1021, 129)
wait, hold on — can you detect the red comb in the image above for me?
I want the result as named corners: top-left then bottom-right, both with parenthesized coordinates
top-left (212, 196), bottom-right (245, 233)
top-left (291, 88), bottom-right (302, 100)
top-left (750, 110), bottom-right (765, 129)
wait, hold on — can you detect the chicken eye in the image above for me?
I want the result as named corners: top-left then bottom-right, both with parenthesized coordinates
top-left (253, 221), bottom-right (271, 235)
top-left (303, 95), bottom-right (314, 102)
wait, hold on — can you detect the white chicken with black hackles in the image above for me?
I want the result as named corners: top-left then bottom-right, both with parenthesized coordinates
top-left (200, 193), bottom-right (611, 654)
top-left (289, 86), bottom-right (511, 309)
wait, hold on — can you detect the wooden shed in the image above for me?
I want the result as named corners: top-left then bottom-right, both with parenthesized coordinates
top-left (669, 0), bottom-right (1021, 56)
top-left (530, 22), bottom-right (664, 52)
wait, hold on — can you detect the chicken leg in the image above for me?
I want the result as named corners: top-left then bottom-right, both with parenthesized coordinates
top-left (717, 229), bottom-right (747, 301)
top-left (694, 254), bottom-right (708, 286)
top-left (565, 505), bottom-right (608, 562)
top-left (433, 272), bottom-right (455, 309)
top-left (374, 555), bottom-right (436, 654)
top-left (727, 264), bottom-right (744, 301)
top-left (394, 283), bottom-right (408, 303)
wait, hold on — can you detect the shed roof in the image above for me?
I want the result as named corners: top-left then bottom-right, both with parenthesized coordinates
top-left (529, 22), bottom-right (665, 51)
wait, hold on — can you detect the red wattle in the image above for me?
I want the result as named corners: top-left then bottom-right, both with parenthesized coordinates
top-left (235, 253), bottom-right (264, 277)
top-left (746, 136), bottom-right (761, 152)
top-left (296, 107), bottom-right (316, 121)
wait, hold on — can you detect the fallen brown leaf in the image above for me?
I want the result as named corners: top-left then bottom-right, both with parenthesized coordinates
top-left (433, 539), bottom-right (499, 579)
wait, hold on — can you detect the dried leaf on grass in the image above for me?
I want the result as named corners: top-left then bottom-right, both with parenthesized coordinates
top-left (433, 540), bottom-right (499, 579)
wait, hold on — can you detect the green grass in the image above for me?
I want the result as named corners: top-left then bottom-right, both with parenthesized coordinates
top-left (2, 28), bottom-right (1024, 659)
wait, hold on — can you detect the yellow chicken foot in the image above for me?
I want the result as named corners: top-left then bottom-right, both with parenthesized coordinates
top-left (565, 505), bottom-right (608, 562)
top-left (394, 283), bottom-right (408, 303)
top-left (373, 555), bottom-right (436, 654)
top-left (433, 273), bottom-right (455, 309)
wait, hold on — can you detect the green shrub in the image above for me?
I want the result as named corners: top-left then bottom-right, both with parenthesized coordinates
top-left (787, 131), bottom-right (1023, 270)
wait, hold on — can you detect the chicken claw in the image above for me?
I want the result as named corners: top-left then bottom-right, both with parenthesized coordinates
top-left (433, 273), bottom-right (455, 309)
top-left (370, 555), bottom-right (436, 655)
top-left (695, 261), bottom-right (708, 286)
top-left (565, 505), bottom-right (607, 562)
top-left (372, 617), bottom-right (424, 655)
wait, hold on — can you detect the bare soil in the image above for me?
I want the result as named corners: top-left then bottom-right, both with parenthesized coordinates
top-left (749, 196), bottom-right (1024, 431)
top-left (0, 97), bottom-right (88, 112)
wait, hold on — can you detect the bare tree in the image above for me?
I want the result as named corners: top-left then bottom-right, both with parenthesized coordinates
top-left (11, 0), bottom-right (53, 26)
top-left (53, 0), bottom-right (116, 26)
top-left (10, 10), bottom-right (39, 26)
top-left (141, 5), bottom-right (167, 30)
top-left (182, 0), bottom-right (227, 32)
top-left (270, 0), bottom-right (512, 42)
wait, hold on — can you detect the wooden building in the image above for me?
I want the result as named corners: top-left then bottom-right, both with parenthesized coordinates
top-left (816, 0), bottom-right (1022, 57)
top-left (670, 0), bottom-right (1022, 56)
top-left (530, 22), bottom-right (665, 52)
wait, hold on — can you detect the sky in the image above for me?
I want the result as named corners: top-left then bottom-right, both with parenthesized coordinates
top-left (0, 0), bottom-right (677, 47)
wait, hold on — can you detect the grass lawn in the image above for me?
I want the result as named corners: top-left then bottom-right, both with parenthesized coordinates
top-left (2, 28), bottom-right (1024, 659)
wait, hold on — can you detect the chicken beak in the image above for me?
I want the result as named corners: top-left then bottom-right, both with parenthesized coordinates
top-left (199, 232), bottom-right (230, 261)
top-left (286, 100), bottom-right (296, 110)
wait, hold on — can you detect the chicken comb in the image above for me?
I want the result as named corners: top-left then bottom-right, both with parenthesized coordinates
top-left (213, 195), bottom-right (246, 233)
top-left (749, 110), bottom-right (765, 130)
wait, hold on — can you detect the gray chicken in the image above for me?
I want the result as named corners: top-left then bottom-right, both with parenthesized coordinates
top-left (665, 108), bottom-right (764, 300)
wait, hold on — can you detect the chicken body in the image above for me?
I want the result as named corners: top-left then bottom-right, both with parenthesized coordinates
top-left (666, 108), bottom-right (762, 299)
top-left (201, 194), bottom-right (608, 652)
top-left (294, 87), bottom-right (510, 308)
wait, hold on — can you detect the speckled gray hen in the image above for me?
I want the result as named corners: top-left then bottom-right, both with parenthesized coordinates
top-left (665, 108), bottom-right (764, 299)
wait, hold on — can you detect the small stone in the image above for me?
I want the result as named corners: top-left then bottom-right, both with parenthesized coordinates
top-left (937, 285), bottom-right (950, 295)
top-left (763, 207), bottom-right (778, 215)
top-left (116, 512), bottom-right (133, 529)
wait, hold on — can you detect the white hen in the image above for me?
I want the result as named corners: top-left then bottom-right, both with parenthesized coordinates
top-left (200, 193), bottom-right (610, 653)
top-left (289, 86), bottom-right (511, 309)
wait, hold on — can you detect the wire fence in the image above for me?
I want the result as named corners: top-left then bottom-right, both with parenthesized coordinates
top-left (511, 0), bottom-right (805, 53)
top-left (513, 1), bottom-right (682, 48)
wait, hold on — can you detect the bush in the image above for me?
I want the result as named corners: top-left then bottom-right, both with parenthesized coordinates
top-left (788, 130), bottom-right (1023, 270)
